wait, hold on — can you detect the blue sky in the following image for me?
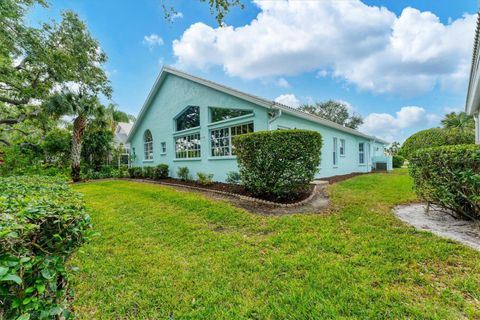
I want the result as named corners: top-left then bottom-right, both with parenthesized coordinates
top-left (29, 0), bottom-right (477, 142)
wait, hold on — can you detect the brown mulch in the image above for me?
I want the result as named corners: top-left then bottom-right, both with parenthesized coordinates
top-left (153, 178), bottom-right (314, 204)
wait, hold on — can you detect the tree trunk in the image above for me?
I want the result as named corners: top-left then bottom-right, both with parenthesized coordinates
top-left (71, 115), bottom-right (87, 182)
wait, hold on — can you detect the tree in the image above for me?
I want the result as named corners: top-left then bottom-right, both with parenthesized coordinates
top-left (386, 141), bottom-right (401, 156)
top-left (161, 0), bottom-right (244, 25)
top-left (44, 93), bottom-right (106, 181)
top-left (441, 112), bottom-right (475, 132)
top-left (0, 1), bottom-right (111, 145)
top-left (298, 100), bottom-right (363, 129)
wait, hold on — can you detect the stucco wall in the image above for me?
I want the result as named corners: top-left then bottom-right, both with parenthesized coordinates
top-left (129, 74), bottom-right (270, 181)
top-left (129, 72), bottom-right (389, 182)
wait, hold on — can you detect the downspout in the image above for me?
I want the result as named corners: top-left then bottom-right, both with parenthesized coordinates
top-left (268, 105), bottom-right (282, 130)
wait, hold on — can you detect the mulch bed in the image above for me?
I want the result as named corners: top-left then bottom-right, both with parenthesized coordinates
top-left (150, 178), bottom-right (314, 204)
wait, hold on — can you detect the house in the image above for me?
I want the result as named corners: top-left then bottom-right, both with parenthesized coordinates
top-left (465, 13), bottom-right (480, 144)
top-left (127, 66), bottom-right (392, 182)
top-left (113, 122), bottom-right (133, 166)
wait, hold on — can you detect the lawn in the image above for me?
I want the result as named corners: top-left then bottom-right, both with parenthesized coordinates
top-left (71, 169), bottom-right (480, 319)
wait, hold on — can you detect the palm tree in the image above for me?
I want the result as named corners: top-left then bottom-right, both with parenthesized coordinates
top-left (441, 112), bottom-right (475, 132)
top-left (44, 93), bottom-right (105, 182)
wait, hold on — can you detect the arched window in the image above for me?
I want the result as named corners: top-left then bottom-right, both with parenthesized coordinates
top-left (144, 130), bottom-right (153, 160)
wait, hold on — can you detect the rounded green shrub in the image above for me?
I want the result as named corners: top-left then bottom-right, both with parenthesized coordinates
top-left (409, 144), bottom-right (480, 220)
top-left (233, 129), bottom-right (322, 200)
top-left (392, 155), bottom-right (405, 168)
top-left (142, 166), bottom-right (154, 179)
top-left (400, 128), bottom-right (474, 159)
top-left (0, 176), bottom-right (94, 318)
top-left (177, 166), bottom-right (190, 181)
top-left (153, 164), bottom-right (169, 179)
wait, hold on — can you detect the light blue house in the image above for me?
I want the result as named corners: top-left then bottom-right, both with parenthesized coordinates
top-left (127, 66), bottom-right (392, 182)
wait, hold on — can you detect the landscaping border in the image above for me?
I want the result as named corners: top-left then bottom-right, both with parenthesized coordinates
top-left (122, 178), bottom-right (324, 208)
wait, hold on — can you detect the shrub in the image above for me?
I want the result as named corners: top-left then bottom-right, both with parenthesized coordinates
top-left (0, 176), bottom-right (94, 319)
top-left (225, 171), bottom-right (241, 184)
top-left (392, 155), bottom-right (405, 168)
top-left (233, 129), bottom-right (322, 200)
top-left (143, 166), bottom-right (154, 179)
top-left (127, 167), bottom-right (143, 179)
top-left (153, 164), bottom-right (169, 179)
top-left (409, 144), bottom-right (480, 220)
top-left (400, 128), bottom-right (474, 159)
top-left (177, 166), bottom-right (190, 181)
top-left (197, 172), bottom-right (214, 186)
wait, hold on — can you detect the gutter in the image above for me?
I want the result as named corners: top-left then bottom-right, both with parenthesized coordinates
top-left (268, 105), bottom-right (282, 130)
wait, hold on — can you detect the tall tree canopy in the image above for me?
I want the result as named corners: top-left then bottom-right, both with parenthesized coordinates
top-left (0, 0), bottom-right (111, 145)
top-left (298, 100), bottom-right (364, 130)
top-left (441, 112), bottom-right (474, 132)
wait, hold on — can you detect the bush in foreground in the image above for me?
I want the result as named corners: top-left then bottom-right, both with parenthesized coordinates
top-left (392, 155), bottom-right (405, 168)
top-left (409, 144), bottom-right (480, 221)
top-left (154, 164), bottom-right (169, 179)
top-left (233, 129), bottom-right (322, 200)
top-left (0, 176), bottom-right (94, 319)
top-left (400, 128), bottom-right (474, 159)
top-left (197, 172), bottom-right (214, 186)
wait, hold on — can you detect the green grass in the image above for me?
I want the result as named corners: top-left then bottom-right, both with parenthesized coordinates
top-left (71, 169), bottom-right (480, 319)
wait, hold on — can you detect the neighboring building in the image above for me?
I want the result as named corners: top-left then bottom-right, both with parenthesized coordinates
top-left (114, 122), bottom-right (133, 166)
top-left (466, 13), bottom-right (480, 144)
top-left (127, 66), bottom-right (391, 182)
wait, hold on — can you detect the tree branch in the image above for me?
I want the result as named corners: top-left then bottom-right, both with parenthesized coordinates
top-left (0, 139), bottom-right (10, 146)
top-left (0, 109), bottom-right (40, 125)
top-left (0, 96), bottom-right (29, 106)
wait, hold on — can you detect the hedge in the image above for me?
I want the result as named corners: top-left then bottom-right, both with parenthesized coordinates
top-left (0, 176), bottom-right (94, 319)
top-left (400, 128), bottom-right (474, 159)
top-left (409, 144), bottom-right (480, 221)
top-left (392, 155), bottom-right (405, 168)
top-left (233, 129), bottom-right (322, 200)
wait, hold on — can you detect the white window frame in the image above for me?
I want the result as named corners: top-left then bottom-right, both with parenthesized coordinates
top-left (359, 142), bottom-right (365, 164)
top-left (175, 132), bottom-right (201, 159)
top-left (160, 142), bottom-right (167, 154)
top-left (333, 137), bottom-right (338, 167)
top-left (340, 139), bottom-right (345, 156)
top-left (143, 130), bottom-right (153, 161)
top-left (210, 122), bottom-right (254, 157)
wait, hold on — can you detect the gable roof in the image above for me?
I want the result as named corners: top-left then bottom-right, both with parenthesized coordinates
top-left (128, 65), bottom-right (389, 144)
top-left (466, 12), bottom-right (480, 115)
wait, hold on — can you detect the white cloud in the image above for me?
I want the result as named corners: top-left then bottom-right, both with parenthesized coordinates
top-left (143, 33), bottom-right (164, 48)
top-left (276, 77), bottom-right (290, 88)
top-left (172, 12), bottom-right (184, 20)
top-left (359, 106), bottom-right (439, 142)
top-left (275, 94), bottom-right (300, 107)
top-left (173, 1), bottom-right (475, 95)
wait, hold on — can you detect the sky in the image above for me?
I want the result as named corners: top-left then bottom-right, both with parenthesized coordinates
top-left (28, 0), bottom-right (478, 143)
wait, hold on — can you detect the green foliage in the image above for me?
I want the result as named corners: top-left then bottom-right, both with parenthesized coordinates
top-left (177, 166), bottom-right (190, 181)
top-left (42, 128), bottom-right (71, 165)
top-left (441, 112), bottom-right (475, 132)
top-left (298, 100), bottom-right (363, 129)
top-left (161, 0), bottom-right (244, 25)
top-left (197, 172), bottom-right (214, 186)
top-left (400, 128), bottom-right (474, 159)
top-left (233, 129), bottom-right (322, 200)
top-left (128, 167), bottom-right (143, 179)
top-left (81, 165), bottom-right (124, 180)
top-left (0, 176), bottom-right (94, 319)
top-left (153, 164), bottom-right (169, 179)
top-left (225, 171), bottom-right (241, 184)
top-left (392, 155), bottom-right (405, 168)
top-left (409, 144), bottom-right (480, 221)
top-left (81, 125), bottom-right (114, 169)
top-left (386, 141), bottom-right (401, 156)
top-left (142, 166), bottom-right (154, 179)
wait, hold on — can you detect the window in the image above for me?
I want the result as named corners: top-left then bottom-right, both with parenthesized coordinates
top-left (143, 130), bottom-right (153, 160)
top-left (359, 142), bottom-right (365, 164)
top-left (211, 122), bottom-right (254, 157)
top-left (175, 133), bottom-right (201, 159)
top-left (333, 137), bottom-right (338, 166)
top-left (340, 139), bottom-right (345, 156)
top-left (176, 106), bottom-right (200, 131)
top-left (210, 107), bottom-right (253, 123)
top-left (161, 142), bottom-right (166, 154)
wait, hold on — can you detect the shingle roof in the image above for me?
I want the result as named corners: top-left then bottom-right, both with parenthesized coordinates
top-left (128, 66), bottom-right (389, 144)
top-left (465, 12), bottom-right (480, 115)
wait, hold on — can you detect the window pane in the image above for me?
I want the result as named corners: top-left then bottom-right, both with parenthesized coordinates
top-left (144, 130), bottom-right (153, 160)
top-left (175, 133), bottom-right (201, 159)
top-left (210, 122), bottom-right (254, 157)
top-left (176, 106), bottom-right (200, 131)
top-left (211, 107), bottom-right (253, 123)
